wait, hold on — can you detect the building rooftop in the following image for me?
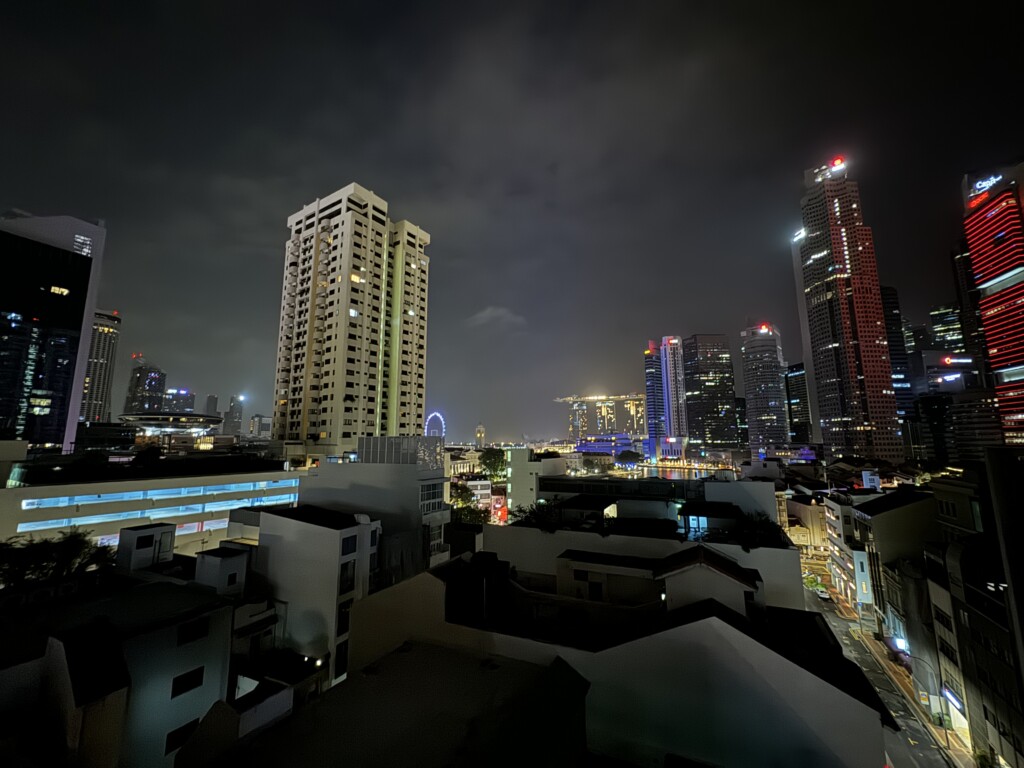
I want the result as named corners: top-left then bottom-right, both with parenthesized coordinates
top-left (433, 555), bottom-right (896, 731)
top-left (853, 488), bottom-right (933, 517)
top-left (558, 544), bottom-right (761, 588)
top-left (227, 641), bottom-right (588, 767)
top-left (198, 546), bottom-right (248, 559)
top-left (6, 451), bottom-right (288, 487)
top-left (262, 504), bottom-right (364, 531)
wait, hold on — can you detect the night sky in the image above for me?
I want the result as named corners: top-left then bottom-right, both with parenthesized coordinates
top-left (3, 4), bottom-right (1020, 442)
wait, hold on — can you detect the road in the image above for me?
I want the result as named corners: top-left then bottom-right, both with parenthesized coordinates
top-left (803, 589), bottom-right (954, 768)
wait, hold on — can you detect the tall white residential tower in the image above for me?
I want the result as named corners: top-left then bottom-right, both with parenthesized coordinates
top-left (273, 184), bottom-right (430, 462)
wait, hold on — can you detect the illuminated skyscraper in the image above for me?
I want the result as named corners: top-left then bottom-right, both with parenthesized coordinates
top-left (739, 323), bottom-right (789, 451)
top-left (273, 184), bottom-right (430, 461)
top-left (880, 287), bottom-right (913, 423)
top-left (792, 156), bottom-right (902, 461)
top-left (952, 242), bottom-right (991, 386)
top-left (475, 422), bottom-right (485, 448)
top-left (123, 355), bottom-right (166, 413)
top-left (682, 334), bottom-right (738, 450)
top-left (929, 304), bottom-right (965, 353)
top-left (660, 336), bottom-right (687, 438)
top-left (644, 341), bottom-right (666, 443)
top-left (556, 394), bottom-right (646, 442)
top-left (962, 162), bottom-right (1024, 444)
top-left (163, 388), bottom-right (195, 412)
top-left (786, 363), bottom-right (813, 443)
top-left (80, 309), bottom-right (121, 423)
top-left (0, 212), bottom-right (105, 451)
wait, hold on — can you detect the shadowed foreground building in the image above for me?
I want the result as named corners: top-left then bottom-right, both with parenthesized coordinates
top-left (336, 524), bottom-right (895, 768)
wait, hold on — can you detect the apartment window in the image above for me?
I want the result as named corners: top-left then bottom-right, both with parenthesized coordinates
top-left (334, 639), bottom-right (349, 679)
top-left (342, 535), bottom-right (357, 555)
top-left (136, 534), bottom-right (154, 550)
top-left (935, 608), bottom-right (953, 631)
top-left (336, 600), bottom-right (353, 636)
top-left (171, 667), bottom-right (205, 698)
top-left (370, 529), bottom-right (378, 547)
top-left (573, 569), bottom-right (588, 581)
top-left (177, 616), bottom-right (210, 646)
top-left (164, 718), bottom-right (200, 755)
top-left (339, 560), bottom-right (356, 594)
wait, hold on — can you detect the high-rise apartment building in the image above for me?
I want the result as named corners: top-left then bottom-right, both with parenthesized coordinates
top-left (273, 184), bottom-right (430, 462)
top-left (962, 162), bottom-right (1024, 444)
top-left (682, 334), bottom-right (738, 450)
top-left (785, 363), bottom-right (813, 444)
top-left (204, 394), bottom-right (219, 417)
top-left (123, 355), bottom-right (166, 413)
top-left (739, 323), bottom-right (789, 451)
top-left (880, 287), bottom-right (914, 424)
top-left (0, 212), bottom-right (105, 451)
top-left (659, 336), bottom-right (687, 438)
top-left (929, 304), bottom-right (965, 353)
top-left (79, 309), bottom-right (121, 423)
top-left (644, 341), bottom-right (666, 444)
top-left (792, 157), bottom-right (902, 462)
top-left (223, 395), bottom-right (244, 437)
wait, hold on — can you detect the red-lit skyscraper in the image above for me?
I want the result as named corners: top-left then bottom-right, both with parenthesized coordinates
top-left (962, 162), bottom-right (1024, 444)
top-left (793, 157), bottom-right (903, 462)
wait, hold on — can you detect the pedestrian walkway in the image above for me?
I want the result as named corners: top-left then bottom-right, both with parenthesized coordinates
top-left (852, 628), bottom-right (975, 768)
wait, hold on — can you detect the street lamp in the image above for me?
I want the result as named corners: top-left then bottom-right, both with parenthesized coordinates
top-left (905, 653), bottom-right (950, 750)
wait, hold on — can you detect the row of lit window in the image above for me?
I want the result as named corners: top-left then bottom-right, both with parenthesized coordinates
top-left (17, 493), bottom-right (299, 533)
top-left (20, 478), bottom-right (299, 510)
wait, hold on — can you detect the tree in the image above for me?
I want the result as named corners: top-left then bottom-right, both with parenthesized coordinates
top-left (452, 506), bottom-right (491, 525)
top-left (616, 450), bottom-right (642, 465)
top-left (449, 482), bottom-right (476, 509)
top-left (582, 458), bottom-right (597, 473)
top-left (0, 529), bottom-right (114, 590)
top-left (479, 447), bottom-right (506, 481)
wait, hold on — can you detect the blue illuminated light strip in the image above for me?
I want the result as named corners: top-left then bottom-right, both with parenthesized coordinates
top-left (16, 493), bottom-right (298, 533)
top-left (21, 478), bottom-right (299, 510)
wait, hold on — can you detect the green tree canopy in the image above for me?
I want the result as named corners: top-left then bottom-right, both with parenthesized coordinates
top-left (479, 447), bottom-right (506, 481)
top-left (449, 482), bottom-right (476, 509)
top-left (616, 450), bottom-right (643, 465)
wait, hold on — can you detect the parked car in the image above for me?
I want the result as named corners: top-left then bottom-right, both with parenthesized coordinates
top-left (815, 588), bottom-right (831, 601)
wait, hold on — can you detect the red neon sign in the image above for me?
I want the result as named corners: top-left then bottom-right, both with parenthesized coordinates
top-left (969, 191), bottom-right (989, 209)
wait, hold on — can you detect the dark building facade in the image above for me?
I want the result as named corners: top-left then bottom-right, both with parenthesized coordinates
top-left (644, 341), bottom-right (666, 445)
top-left (785, 362), bottom-right (813, 444)
top-left (682, 334), bottom-right (738, 450)
top-left (123, 356), bottom-right (167, 413)
top-left (0, 214), bottom-right (105, 450)
top-left (880, 286), bottom-right (914, 425)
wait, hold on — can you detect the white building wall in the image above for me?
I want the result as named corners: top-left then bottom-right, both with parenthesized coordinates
top-left (119, 605), bottom-right (232, 767)
top-left (704, 479), bottom-right (778, 517)
top-left (481, 525), bottom-right (803, 609)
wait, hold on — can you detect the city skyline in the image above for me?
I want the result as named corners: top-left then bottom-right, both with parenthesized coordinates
top-left (2, 6), bottom-right (1022, 441)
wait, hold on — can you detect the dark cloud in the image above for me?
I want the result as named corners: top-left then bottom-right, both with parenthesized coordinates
top-left (2, 2), bottom-right (1020, 441)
